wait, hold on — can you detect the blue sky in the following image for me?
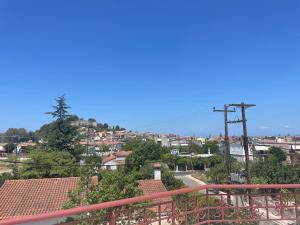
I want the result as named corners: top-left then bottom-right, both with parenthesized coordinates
top-left (0, 0), bottom-right (299, 136)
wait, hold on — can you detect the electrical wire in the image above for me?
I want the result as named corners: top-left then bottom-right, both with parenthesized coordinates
top-left (0, 158), bottom-right (163, 168)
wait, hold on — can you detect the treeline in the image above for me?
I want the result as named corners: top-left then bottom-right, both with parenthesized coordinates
top-left (0, 128), bottom-right (36, 143)
top-left (64, 139), bottom-right (185, 209)
top-left (251, 147), bottom-right (300, 184)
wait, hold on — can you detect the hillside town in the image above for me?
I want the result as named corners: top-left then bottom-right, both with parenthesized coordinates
top-left (1, 0), bottom-right (300, 224)
top-left (0, 97), bottom-right (299, 225)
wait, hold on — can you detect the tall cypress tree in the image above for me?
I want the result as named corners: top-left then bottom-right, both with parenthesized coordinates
top-left (47, 95), bottom-right (70, 121)
top-left (39, 95), bottom-right (80, 153)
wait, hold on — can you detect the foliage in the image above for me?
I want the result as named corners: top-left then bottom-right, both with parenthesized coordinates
top-left (251, 156), bottom-right (300, 184)
top-left (0, 128), bottom-right (35, 143)
top-left (176, 157), bottom-right (198, 170)
top-left (96, 123), bottom-right (125, 132)
top-left (161, 168), bottom-right (185, 190)
top-left (202, 155), bottom-right (223, 168)
top-left (206, 163), bottom-right (227, 183)
top-left (251, 176), bottom-right (267, 184)
top-left (21, 145), bottom-right (39, 154)
top-left (38, 96), bottom-right (80, 154)
top-left (201, 141), bottom-right (220, 154)
top-left (4, 143), bottom-right (16, 154)
top-left (187, 142), bottom-right (205, 154)
top-left (137, 163), bottom-right (185, 190)
top-left (46, 95), bottom-right (70, 121)
top-left (125, 141), bottom-right (167, 171)
top-left (205, 157), bottom-right (243, 184)
top-left (0, 172), bottom-right (13, 187)
top-left (123, 139), bottom-right (145, 151)
top-left (64, 169), bottom-right (141, 208)
top-left (14, 150), bottom-right (79, 179)
top-left (79, 154), bottom-right (102, 177)
top-left (269, 147), bottom-right (286, 162)
top-left (161, 153), bottom-right (177, 170)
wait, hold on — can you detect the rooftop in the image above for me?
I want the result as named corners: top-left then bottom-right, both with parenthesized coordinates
top-left (0, 177), bottom-right (80, 220)
top-left (138, 179), bottom-right (172, 208)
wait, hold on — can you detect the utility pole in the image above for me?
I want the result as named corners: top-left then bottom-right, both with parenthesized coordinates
top-left (228, 102), bottom-right (256, 184)
top-left (213, 105), bottom-right (235, 183)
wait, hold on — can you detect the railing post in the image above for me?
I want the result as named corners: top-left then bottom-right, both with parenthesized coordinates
top-left (195, 197), bottom-right (200, 224)
top-left (295, 193), bottom-right (299, 221)
top-left (127, 210), bottom-right (131, 225)
top-left (221, 194), bottom-right (224, 221)
top-left (158, 204), bottom-right (161, 225)
top-left (206, 188), bottom-right (210, 225)
top-left (264, 190), bottom-right (269, 220)
top-left (109, 210), bottom-right (116, 225)
top-left (279, 192), bottom-right (284, 219)
top-left (171, 201), bottom-right (175, 225)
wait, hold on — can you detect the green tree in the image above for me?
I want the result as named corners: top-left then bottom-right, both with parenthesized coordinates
top-left (206, 163), bottom-right (227, 183)
top-left (161, 153), bottom-right (178, 170)
top-left (161, 168), bottom-right (185, 190)
top-left (123, 139), bottom-right (145, 151)
top-left (204, 156), bottom-right (243, 184)
top-left (38, 96), bottom-right (80, 154)
top-left (0, 173), bottom-right (13, 187)
top-left (188, 142), bottom-right (205, 154)
top-left (269, 147), bottom-right (286, 162)
top-left (4, 143), bottom-right (16, 154)
top-left (177, 157), bottom-right (195, 171)
top-left (202, 155), bottom-right (223, 168)
top-left (46, 95), bottom-right (70, 121)
top-left (125, 141), bottom-right (166, 171)
top-left (64, 169), bottom-right (141, 208)
top-left (201, 141), bottom-right (220, 154)
top-left (4, 128), bottom-right (30, 142)
top-left (15, 150), bottom-right (78, 179)
top-left (252, 156), bottom-right (300, 184)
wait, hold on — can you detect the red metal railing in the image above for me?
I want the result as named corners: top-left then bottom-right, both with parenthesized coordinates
top-left (0, 184), bottom-right (300, 225)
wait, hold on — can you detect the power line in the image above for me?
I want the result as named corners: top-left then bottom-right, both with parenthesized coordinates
top-left (0, 158), bottom-right (163, 168)
top-left (0, 159), bottom-right (97, 167)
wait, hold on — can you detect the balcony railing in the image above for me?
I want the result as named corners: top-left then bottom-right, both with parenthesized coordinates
top-left (0, 184), bottom-right (300, 225)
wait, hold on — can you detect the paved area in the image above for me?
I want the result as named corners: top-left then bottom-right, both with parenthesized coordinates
top-left (175, 174), bottom-right (205, 187)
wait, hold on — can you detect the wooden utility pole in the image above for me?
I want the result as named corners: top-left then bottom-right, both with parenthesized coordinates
top-left (213, 105), bottom-right (235, 183)
top-left (228, 102), bottom-right (256, 184)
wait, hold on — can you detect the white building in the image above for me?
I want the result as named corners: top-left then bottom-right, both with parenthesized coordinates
top-left (101, 151), bottom-right (131, 170)
top-left (220, 141), bottom-right (253, 163)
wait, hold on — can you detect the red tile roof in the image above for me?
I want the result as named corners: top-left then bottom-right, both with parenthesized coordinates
top-left (102, 151), bottom-right (132, 164)
top-left (102, 154), bottom-right (116, 163)
top-left (138, 180), bottom-right (172, 212)
top-left (0, 177), bottom-right (80, 220)
top-left (115, 150), bottom-right (131, 157)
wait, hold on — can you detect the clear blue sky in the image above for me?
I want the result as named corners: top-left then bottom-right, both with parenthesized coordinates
top-left (0, 0), bottom-right (299, 136)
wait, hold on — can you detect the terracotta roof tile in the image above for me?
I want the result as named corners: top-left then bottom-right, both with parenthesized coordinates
top-left (115, 151), bottom-right (131, 157)
top-left (102, 154), bottom-right (116, 163)
top-left (0, 177), bottom-right (80, 220)
top-left (138, 180), bottom-right (172, 212)
top-left (102, 151), bottom-right (131, 164)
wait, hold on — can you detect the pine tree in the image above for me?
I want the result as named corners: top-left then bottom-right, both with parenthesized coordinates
top-left (46, 95), bottom-right (70, 121)
top-left (39, 95), bottom-right (81, 154)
